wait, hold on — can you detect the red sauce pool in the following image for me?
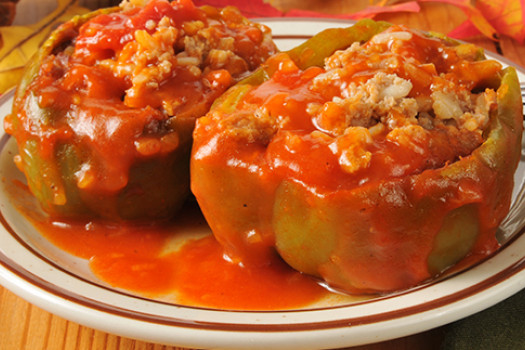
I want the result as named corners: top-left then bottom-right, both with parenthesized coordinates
top-left (16, 187), bottom-right (332, 310)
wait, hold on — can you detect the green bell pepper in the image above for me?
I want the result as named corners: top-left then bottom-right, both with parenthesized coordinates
top-left (191, 20), bottom-right (523, 293)
top-left (5, 0), bottom-right (276, 220)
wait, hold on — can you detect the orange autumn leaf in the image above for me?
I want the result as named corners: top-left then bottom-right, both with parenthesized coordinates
top-left (357, 0), bottom-right (524, 43)
top-left (419, 0), bottom-right (525, 43)
top-left (419, 0), bottom-right (498, 39)
top-left (476, 0), bottom-right (525, 43)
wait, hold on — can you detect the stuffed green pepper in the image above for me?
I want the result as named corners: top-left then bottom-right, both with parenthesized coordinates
top-left (191, 20), bottom-right (523, 294)
top-left (5, 0), bottom-right (276, 220)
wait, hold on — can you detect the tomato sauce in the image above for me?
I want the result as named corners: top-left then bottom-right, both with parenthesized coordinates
top-left (20, 195), bottom-right (331, 310)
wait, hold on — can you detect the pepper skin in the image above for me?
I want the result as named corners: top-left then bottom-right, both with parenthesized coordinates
top-left (191, 20), bottom-right (523, 294)
top-left (5, 0), bottom-right (276, 220)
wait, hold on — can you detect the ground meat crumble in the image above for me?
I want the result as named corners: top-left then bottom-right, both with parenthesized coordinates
top-left (306, 27), bottom-right (499, 174)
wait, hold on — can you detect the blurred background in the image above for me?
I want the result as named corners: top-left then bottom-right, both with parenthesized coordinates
top-left (1, 0), bottom-right (524, 94)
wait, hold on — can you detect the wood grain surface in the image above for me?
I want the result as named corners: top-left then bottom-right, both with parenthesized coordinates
top-left (1, 1), bottom-right (524, 349)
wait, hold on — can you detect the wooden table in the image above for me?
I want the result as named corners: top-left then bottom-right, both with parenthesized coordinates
top-left (1, 1), bottom-right (524, 349)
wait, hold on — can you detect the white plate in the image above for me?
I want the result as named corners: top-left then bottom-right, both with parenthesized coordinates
top-left (0, 18), bottom-right (525, 350)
